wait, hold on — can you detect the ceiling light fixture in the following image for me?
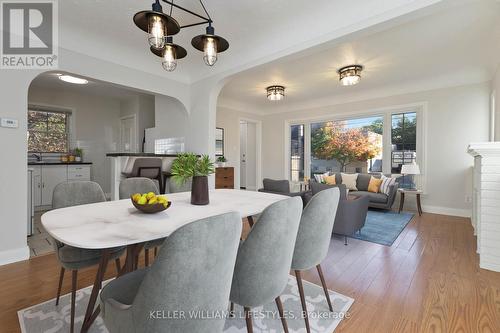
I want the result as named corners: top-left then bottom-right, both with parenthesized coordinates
top-left (266, 85), bottom-right (285, 101)
top-left (134, 0), bottom-right (229, 72)
top-left (58, 75), bottom-right (89, 85)
top-left (338, 65), bottom-right (363, 86)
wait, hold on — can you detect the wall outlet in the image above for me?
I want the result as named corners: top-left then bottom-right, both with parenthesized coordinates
top-left (1, 118), bottom-right (19, 128)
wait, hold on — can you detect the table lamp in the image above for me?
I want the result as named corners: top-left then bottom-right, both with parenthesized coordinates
top-left (401, 163), bottom-right (420, 190)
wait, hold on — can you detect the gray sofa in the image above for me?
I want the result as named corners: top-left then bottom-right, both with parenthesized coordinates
top-left (311, 173), bottom-right (399, 210)
top-left (258, 178), bottom-right (308, 202)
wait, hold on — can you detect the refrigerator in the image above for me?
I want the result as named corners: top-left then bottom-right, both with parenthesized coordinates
top-left (27, 169), bottom-right (34, 236)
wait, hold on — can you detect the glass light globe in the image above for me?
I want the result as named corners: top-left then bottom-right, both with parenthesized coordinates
top-left (203, 37), bottom-right (218, 66)
top-left (148, 14), bottom-right (166, 49)
top-left (161, 45), bottom-right (177, 72)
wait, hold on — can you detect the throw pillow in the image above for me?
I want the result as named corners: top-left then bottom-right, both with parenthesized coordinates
top-left (367, 176), bottom-right (383, 193)
top-left (341, 173), bottom-right (358, 191)
top-left (324, 175), bottom-right (336, 185)
top-left (379, 175), bottom-right (396, 195)
top-left (314, 172), bottom-right (330, 184)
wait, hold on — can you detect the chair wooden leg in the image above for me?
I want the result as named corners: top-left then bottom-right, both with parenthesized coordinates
top-left (145, 248), bottom-right (150, 267)
top-left (154, 247), bottom-right (158, 258)
top-left (316, 264), bottom-right (333, 311)
top-left (55, 267), bottom-right (65, 306)
top-left (247, 216), bottom-right (254, 228)
top-left (114, 258), bottom-right (121, 274)
top-left (244, 307), bottom-right (253, 333)
top-left (70, 270), bottom-right (78, 333)
top-left (229, 302), bottom-right (235, 317)
top-left (275, 296), bottom-right (289, 333)
top-left (295, 270), bottom-right (310, 333)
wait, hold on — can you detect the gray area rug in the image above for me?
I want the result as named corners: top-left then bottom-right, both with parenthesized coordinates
top-left (18, 275), bottom-right (353, 333)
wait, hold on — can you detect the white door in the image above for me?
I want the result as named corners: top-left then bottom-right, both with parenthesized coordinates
top-left (41, 165), bottom-right (68, 206)
top-left (240, 122), bottom-right (247, 189)
top-left (120, 116), bottom-right (137, 152)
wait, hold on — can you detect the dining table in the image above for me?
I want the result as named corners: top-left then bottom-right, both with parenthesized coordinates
top-left (41, 189), bottom-right (288, 333)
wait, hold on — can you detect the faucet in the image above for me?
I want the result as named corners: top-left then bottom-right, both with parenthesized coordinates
top-left (30, 153), bottom-right (41, 161)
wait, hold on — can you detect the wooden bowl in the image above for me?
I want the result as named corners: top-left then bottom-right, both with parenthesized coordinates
top-left (131, 197), bottom-right (171, 214)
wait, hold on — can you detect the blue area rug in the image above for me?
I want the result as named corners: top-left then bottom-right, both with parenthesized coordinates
top-left (349, 210), bottom-right (414, 246)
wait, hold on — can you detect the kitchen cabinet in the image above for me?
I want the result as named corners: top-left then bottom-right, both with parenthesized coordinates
top-left (32, 164), bottom-right (92, 209)
top-left (32, 166), bottom-right (42, 207)
top-left (41, 165), bottom-right (69, 206)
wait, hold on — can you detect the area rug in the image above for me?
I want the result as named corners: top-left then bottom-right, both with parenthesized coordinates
top-left (349, 210), bottom-right (414, 246)
top-left (18, 275), bottom-right (353, 333)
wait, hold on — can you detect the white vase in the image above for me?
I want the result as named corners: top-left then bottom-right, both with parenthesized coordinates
top-left (75, 156), bottom-right (82, 162)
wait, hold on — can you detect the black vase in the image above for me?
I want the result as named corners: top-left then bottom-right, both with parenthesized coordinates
top-left (191, 176), bottom-right (209, 205)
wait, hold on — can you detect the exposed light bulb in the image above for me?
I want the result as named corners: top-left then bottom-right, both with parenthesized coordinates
top-left (203, 37), bottom-right (217, 66)
top-left (162, 45), bottom-right (177, 72)
top-left (148, 15), bottom-right (166, 49)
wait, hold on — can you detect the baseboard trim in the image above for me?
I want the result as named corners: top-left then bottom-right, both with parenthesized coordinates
top-left (0, 246), bottom-right (30, 266)
top-left (422, 205), bottom-right (471, 218)
top-left (480, 260), bottom-right (500, 272)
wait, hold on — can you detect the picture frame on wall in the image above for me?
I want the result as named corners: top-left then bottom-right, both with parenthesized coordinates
top-left (216, 127), bottom-right (224, 156)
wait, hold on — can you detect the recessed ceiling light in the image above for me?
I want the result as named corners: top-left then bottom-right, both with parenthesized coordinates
top-left (338, 65), bottom-right (363, 86)
top-left (58, 75), bottom-right (88, 85)
top-left (266, 85), bottom-right (285, 101)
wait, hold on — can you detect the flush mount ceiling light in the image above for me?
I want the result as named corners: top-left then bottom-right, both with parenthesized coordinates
top-left (134, 0), bottom-right (229, 72)
top-left (266, 85), bottom-right (285, 101)
top-left (58, 75), bottom-right (88, 85)
top-left (338, 65), bottom-right (363, 86)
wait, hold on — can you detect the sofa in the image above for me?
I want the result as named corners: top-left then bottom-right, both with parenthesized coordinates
top-left (311, 172), bottom-right (399, 210)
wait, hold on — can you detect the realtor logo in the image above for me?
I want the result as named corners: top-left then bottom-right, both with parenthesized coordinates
top-left (1, 0), bottom-right (58, 69)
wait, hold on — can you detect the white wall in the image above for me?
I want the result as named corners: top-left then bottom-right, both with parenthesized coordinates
top-left (145, 95), bottom-right (189, 153)
top-left (493, 66), bottom-right (500, 141)
top-left (216, 107), bottom-right (263, 189)
top-left (120, 95), bottom-right (155, 152)
top-left (28, 86), bottom-right (122, 195)
top-left (259, 83), bottom-right (490, 217)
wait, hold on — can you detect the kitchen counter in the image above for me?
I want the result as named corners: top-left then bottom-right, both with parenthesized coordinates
top-left (106, 152), bottom-right (179, 157)
top-left (28, 161), bottom-right (93, 165)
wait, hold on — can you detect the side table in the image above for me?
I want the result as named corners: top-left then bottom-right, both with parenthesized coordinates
top-left (398, 189), bottom-right (423, 216)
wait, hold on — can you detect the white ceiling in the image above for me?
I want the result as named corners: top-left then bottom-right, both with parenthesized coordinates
top-left (57, 0), bottom-right (442, 84)
top-left (29, 72), bottom-right (154, 102)
top-left (218, 0), bottom-right (500, 114)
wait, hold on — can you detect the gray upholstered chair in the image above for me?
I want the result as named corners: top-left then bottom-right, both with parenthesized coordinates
top-left (99, 212), bottom-right (242, 333)
top-left (119, 177), bottom-right (165, 265)
top-left (230, 196), bottom-right (303, 333)
top-left (52, 181), bottom-right (125, 333)
top-left (291, 188), bottom-right (340, 333)
top-left (308, 182), bottom-right (369, 245)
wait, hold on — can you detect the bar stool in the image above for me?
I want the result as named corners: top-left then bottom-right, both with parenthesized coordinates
top-left (121, 158), bottom-right (163, 193)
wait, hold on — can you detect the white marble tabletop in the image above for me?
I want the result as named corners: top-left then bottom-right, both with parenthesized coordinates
top-left (41, 189), bottom-right (288, 249)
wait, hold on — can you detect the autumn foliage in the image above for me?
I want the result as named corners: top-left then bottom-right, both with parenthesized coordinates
top-left (311, 122), bottom-right (381, 171)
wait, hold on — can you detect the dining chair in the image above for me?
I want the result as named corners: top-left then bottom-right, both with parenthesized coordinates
top-left (119, 177), bottom-right (165, 265)
top-left (51, 181), bottom-right (125, 333)
top-left (99, 211), bottom-right (242, 333)
top-left (291, 187), bottom-right (340, 333)
top-left (229, 196), bottom-right (303, 333)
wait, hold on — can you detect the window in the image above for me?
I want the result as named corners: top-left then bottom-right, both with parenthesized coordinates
top-left (391, 112), bottom-right (417, 188)
top-left (310, 116), bottom-right (383, 176)
top-left (28, 110), bottom-right (69, 153)
top-left (290, 124), bottom-right (305, 182)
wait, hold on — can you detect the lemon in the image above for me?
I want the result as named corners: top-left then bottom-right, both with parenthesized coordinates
top-left (157, 196), bottom-right (167, 204)
top-left (146, 192), bottom-right (156, 200)
top-left (148, 197), bottom-right (158, 205)
top-left (137, 196), bottom-right (147, 205)
top-left (132, 193), bottom-right (142, 202)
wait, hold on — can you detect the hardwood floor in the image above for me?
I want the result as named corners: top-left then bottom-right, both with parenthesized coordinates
top-left (1, 212), bottom-right (499, 332)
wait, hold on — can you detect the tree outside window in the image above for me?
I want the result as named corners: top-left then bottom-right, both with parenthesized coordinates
top-left (28, 110), bottom-right (69, 153)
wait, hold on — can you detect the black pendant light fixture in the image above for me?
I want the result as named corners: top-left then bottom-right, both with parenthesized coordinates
top-left (134, 0), bottom-right (229, 72)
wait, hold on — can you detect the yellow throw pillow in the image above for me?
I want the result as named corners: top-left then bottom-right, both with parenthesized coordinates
top-left (324, 175), bottom-right (336, 185)
top-left (368, 176), bottom-right (383, 193)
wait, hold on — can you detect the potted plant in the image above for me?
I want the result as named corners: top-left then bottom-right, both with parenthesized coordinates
top-left (216, 155), bottom-right (227, 167)
top-left (74, 148), bottom-right (83, 162)
top-left (171, 153), bottom-right (215, 205)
